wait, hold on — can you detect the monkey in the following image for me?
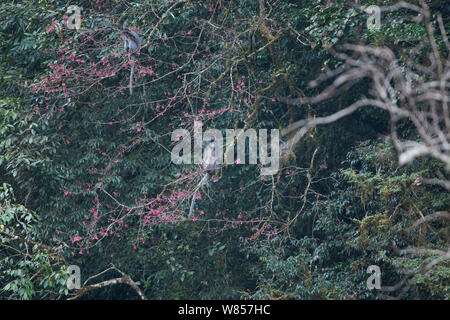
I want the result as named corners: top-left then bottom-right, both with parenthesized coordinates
top-left (188, 137), bottom-right (220, 218)
top-left (123, 25), bottom-right (141, 95)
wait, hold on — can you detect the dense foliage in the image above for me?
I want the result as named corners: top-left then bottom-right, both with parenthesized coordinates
top-left (0, 0), bottom-right (448, 299)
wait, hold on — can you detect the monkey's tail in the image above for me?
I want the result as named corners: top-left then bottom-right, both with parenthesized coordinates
top-left (188, 173), bottom-right (209, 218)
top-left (129, 62), bottom-right (135, 95)
top-left (188, 192), bottom-right (197, 219)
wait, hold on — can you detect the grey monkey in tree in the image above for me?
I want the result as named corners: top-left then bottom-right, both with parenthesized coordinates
top-left (189, 137), bottom-right (220, 218)
top-left (123, 24), bottom-right (141, 95)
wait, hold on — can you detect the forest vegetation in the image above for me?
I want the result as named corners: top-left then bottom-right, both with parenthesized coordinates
top-left (0, 0), bottom-right (448, 300)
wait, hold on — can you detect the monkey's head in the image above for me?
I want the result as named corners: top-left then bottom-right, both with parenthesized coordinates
top-left (202, 137), bottom-right (216, 149)
top-left (123, 26), bottom-right (141, 54)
